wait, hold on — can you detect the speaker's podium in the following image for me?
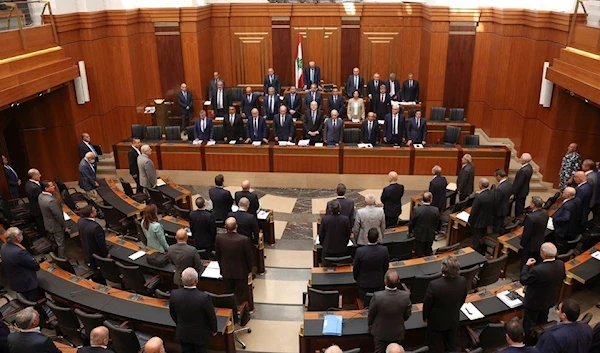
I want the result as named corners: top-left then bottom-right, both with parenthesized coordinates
top-left (151, 99), bottom-right (172, 134)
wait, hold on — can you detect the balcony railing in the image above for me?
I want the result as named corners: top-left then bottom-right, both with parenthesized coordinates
top-left (0, 1), bottom-right (57, 49)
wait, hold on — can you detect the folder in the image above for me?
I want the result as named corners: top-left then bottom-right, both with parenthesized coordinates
top-left (322, 315), bottom-right (343, 336)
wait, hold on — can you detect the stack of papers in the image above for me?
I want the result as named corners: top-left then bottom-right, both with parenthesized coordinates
top-left (351, 118), bottom-right (360, 123)
top-left (204, 101), bottom-right (211, 106)
top-left (298, 139), bottom-right (310, 146)
top-left (257, 210), bottom-right (269, 220)
top-left (547, 217), bottom-right (554, 230)
top-left (456, 211), bottom-right (470, 223)
top-left (192, 139), bottom-right (203, 145)
top-left (496, 290), bottom-right (523, 309)
top-left (357, 143), bottom-right (373, 148)
top-left (314, 143), bottom-right (324, 147)
top-left (446, 182), bottom-right (457, 191)
top-left (63, 212), bottom-right (71, 221)
top-left (315, 237), bottom-right (353, 247)
top-left (461, 302), bottom-right (484, 320)
top-left (214, 117), bottom-right (224, 121)
top-left (144, 107), bottom-right (156, 114)
top-left (206, 140), bottom-right (216, 146)
top-left (322, 315), bottom-right (343, 336)
top-left (413, 144), bottom-right (424, 148)
top-left (231, 205), bottom-right (239, 212)
top-left (229, 140), bottom-right (237, 145)
top-left (128, 250), bottom-right (146, 261)
top-left (156, 178), bottom-right (166, 187)
top-left (201, 261), bottom-right (222, 279)
top-left (399, 101), bottom-right (417, 105)
top-left (378, 120), bottom-right (385, 125)
top-left (278, 141), bottom-right (295, 146)
top-left (252, 141), bottom-right (262, 146)
top-left (591, 251), bottom-right (600, 261)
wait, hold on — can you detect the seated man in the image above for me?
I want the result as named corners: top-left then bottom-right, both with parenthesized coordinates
top-left (536, 299), bottom-right (592, 353)
top-left (499, 320), bottom-right (537, 353)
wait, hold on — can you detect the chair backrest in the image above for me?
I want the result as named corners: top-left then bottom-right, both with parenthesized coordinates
top-left (579, 312), bottom-right (593, 325)
top-left (61, 189), bottom-right (77, 211)
top-left (430, 107), bottom-right (446, 121)
top-left (131, 124), bottom-right (146, 140)
top-left (93, 254), bottom-right (122, 284)
top-left (385, 237), bottom-right (415, 261)
top-left (147, 188), bottom-right (168, 208)
top-left (343, 128), bottom-right (360, 143)
top-left (155, 289), bottom-right (171, 299)
top-left (476, 254), bottom-right (508, 287)
top-left (557, 248), bottom-right (574, 262)
top-left (443, 126), bottom-right (461, 144)
top-left (363, 292), bottom-right (374, 308)
top-left (115, 261), bottom-right (148, 294)
top-left (459, 266), bottom-right (479, 293)
top-left (46, 301), bottom-right (81, 342)
top-left (145, 126), bottom-right (162, 140)
top-left (213, 124), bottom-right (224, 141)
top-left (464, 134), bottom-right (480, 146)
top-left (185, 125), bottom-right (195, 140)
top-left (173, 205), bottom-right (190, 221)
top-left (96, 204), bottom-right (126, 233)
top-left (165, 233), bottom-right (177, 245)
top-left (406, 347), bottom-right (429, 353)
top-left (165, 126), bottom-right (181, 141)
top-left (433, 242), bottom-right (461, 255)
top-left (50, 252), bottom-right (76, 275)
top-left (410, 272), bottom-right (442, 303)
top-left (74, 308), bottom-right (106, 339)
top-left (207, 292), bottom-right (239, 323)
top-left (231, 87), bottom-right (243, 102)
top-left (322, 255), bottom-right (353, 267)
top-left (478, 323), bottom-right (507, 349)
top-left (104, 320), bottom-right (141, 353)
top-left (449, 108), bottom-right (465, 121)
top-left (307, 288), bottom-right (339, 311)
top-left (567, 233), bottom-right (582, 249)
top-left (197, 249), bottom-right (210, 260)
top-left (119, 178), bottom-right (135, 197)
top-left (133, 218), bottom-right (147, 245)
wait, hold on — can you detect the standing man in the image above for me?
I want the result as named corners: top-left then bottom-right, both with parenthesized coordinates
top-left (368, 270), bottom-right (412, 353)
top-left (224, 105), bottom-right (245, 144)
top-left (137, 145), bottom-right (157, 191)
top-left (499, 320), bottom-right (538, 353)
top-left (227, 198), bottom-right (259, 244)
top-left (263, 67), bottom-right (280, 93)
top-left (39, 180), bottom-right (67, 258)
top-left (208, 72), bottom-right (225, 100)
top-left (574, 171), bottom-right (592, 224)
top-left (513, 153), bottom-right (533, 218)
top-left (423, 256), bottom-right (468, 353)
top-left (143, 337), bottom-right (166, 353)
top-left (520, 242), bottom-right (565, 345)
top-left (366, 72), bottom-right (383, 104)
top-left (241, 87), bottom-right (259, 120)
top-left (387, 73), bottom-right (401, 101)
top-left (559, 142), bottom-right (581, 190)
top-left (245, 108), bottom-right (269, 144)
top-left (169, 267), bottom-right (218, 353)
top-left (0, 227), bottom-right (40, 302)
top-left (361, 112), bottom-right (381, 145)
top-left (582, 159), bottom-right (598, 219)
top-left (303, 84), bottom-right (323, 111)
top-left (456, 154), bottom-right (475, 202)
top-left (215, 218), bottom-right (254, 304)
top-left (168, 229), bottom-right (202, 288)
top-left (283, 86), bottom-right (302, 120)
top-left (2, 155), bottom-right (20, 199)
top-left (273, 105), bottom-right (295, 143)
top-left (381, 171), bottom-right (405, 228)
top-left (468, 178), bottom-right (494, 255)
top-left (303, 101), bottom-right (324, 145)
top-left (25, 168), bottom-right (45, 237)
top-left (429, 165), bottom-right (447, 211)
top-left (346, 67), bottom-right (364, 98)
top-left (536, 299), bottom-right (593, 353)
top-left (326, 183), bottom-right (355, 227)
top-left (8, 307), bottom-right (60, 353)
top-left (303, 61), bottom-right (321, 90)
top-left (410, 192), bottom-right (440, 257)
top-left (401, 73), bottom-right (419, 102)
top-left (520, 196), bottom-right (548, 266)
top-left (235, 180), bottom-right (260, 216)
top-left (319, 201), bottom-right (351, 262)
top-left (77, 205), bottom-right (109, 284)
top-left (323, 110), bottom-right (344, 145)
top-left (78, 133), bottom-right (100, 168)
top-left (194, 110), bottom-right (214, 142)
top-left (372, 85), bottom-right (391, 121)
top-left (189, 197), bottom-right (216, 253)
top-left (177, 83), bottom-right (193, 129)
top-left (127, 138), bottom-right (142, 193)
top-left (78, 152), bottom-right (99, 201)
top-left (211, 80), bottom-right (230, 118)
top-left (406, 110), bottom-right (427, 146)
top-left (552, 187), bottom-right (581, 253)
top-left (209, 174), bottom-right (233, 226)
top-left (327, 87), bottom-right (345, 118)
top-left (353, 228), bottom-right (389, 305)
top-left (383, 104), bottom-right (405, 145)
top-left (263, 86), bottom-right (281, 121)
top-left (493, 169), bottom-right (513, 235)
top-left (353, 194), bottom-right (386, 245)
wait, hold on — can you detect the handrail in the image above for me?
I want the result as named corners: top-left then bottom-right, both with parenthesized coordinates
top-left (0, 1), bottom-right (57, 51)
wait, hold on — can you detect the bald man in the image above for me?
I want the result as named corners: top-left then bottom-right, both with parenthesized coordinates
top-left (263, 67), bottom-right (280, 94)
top-left (77, 326), bottom-right (113, 352)
top-left (303, 61), bottom-right (321, 90)
top-left (25, 168), bottom-right (45, 237)
top-left (143, 337), bottom-right (165, 353)
top-left (385, 343), bottom-right (405, 353)
top-left (228, 197), bottom-right (259, 244)
top-left (552, 187), bottom-right (581, 253)
top-left (167, 229), bottom-right (202, 287)
top-left (78, 132), bottom-right (100, 166)
top-left (513, 153), bottom-right (533, 217)
top-left (469, 178), bottom-right (494, 255)
top-left (574, 171), bottom-right (592, 225)
top-left (381, 171), bottom-right (405, 228)
top-left (78, 151), bottom-right (99, 200)
top-left (235, 180), bottom-right (260, 216)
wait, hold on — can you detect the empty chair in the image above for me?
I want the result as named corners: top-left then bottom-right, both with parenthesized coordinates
top-left (173, 205), bottom-right (190, 221)
top-left (56, 177), bottom-right (86, 204)
top-left (115, 261), bottom-right (160, 296)
top-left (133, 218), bottom-right (147, 245)
top-left (429, 107), bottom-right (446, 121)
top-left (119, 178), bottom-right (148, 204)
top-left (96, 203), bottom-right (131, 235)
top-left (464, 134), bottom-right (480, 146)
top-left (213, 124), bottom-right (224, 141)
top-left (433, 242), bottom-right (461, 255)
top-left (74, 308), bottom-right (106, 341)
top-left (60, 189), bottom-right (79, 212)
top-left (93, 254), bottom-right (123, 286)
top-left (557, 248), bottom-right (574, 262)
top-left (147, 188), bottom-right (174, 215)
top-left (442, 126), bottom-right (461, 145)
top-left (579, 312), bottom-right (593, 325)
top-left (356, 293), bottom-right (374, 309)
top-left (306, 288), bottom-right (340, 311)
top-left (207, 292), bottom-right (251, 348)
top-left (131, 124), bottom-right (146, 140)
top-left (104, 320), bottom-right (152, 353)
top-left (475, 254), bottom-right (508, 288)
top-left (50, 252), bottom-right (93, 279)
top-left (145, 126), bottom-right (162, 140)
top-left (165, 126), bottom-right (181, 141)
top-left (543, 192), bottom-right (561, 210)
top-left (385, 238), bottom-right (415, 261)
top-left (581, 232), bottom-right (600, 252)
top-left (185, 125), bottom-right (195, 140)
top-left (322, 255), bottom-right (353, 267)
top-left (46, 301), bottom-right (83, 345)
top-left (410, 272), bottom-right (441, 303)
top-left (459, 266), bottom-right (479, 293)
top-left (465, 322), bottom-right (506, 351)
top-left (155, 289), bottom-right (171, 299)
top-left (565, 234), bottom-right (582, 253)
top-left (449, 108), bottom-right (465, 121)
top-left (343, 128), bottom-right (360, 143)
top-left (230, 87), bottom-right (243, 102)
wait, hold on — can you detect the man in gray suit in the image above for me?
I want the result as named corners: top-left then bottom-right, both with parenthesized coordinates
top-left (167, 229), bottom-right (202, 287)
top-left (137, 144), bottom-right (157, 191)
top-left (456, 154), bottom-right (475, 202)
top-left (38, 180), bottom-right (67, 258)
top-left (353, 194), bottom-right (386, 245)
top-left (324, 109), bottom-right (344, 145)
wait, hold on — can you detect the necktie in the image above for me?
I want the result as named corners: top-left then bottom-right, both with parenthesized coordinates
top-left (87, 142), bottom-right (97, 156)
top-left (5, 165), bottom-right (16, 178)
top-left (368, 121), bottom-right (372, 135)
top-left (393, 115), bottom-right (397, 134)
top-left (417, 118), bottom-right (420, 128)
top-left (281, 116), bottom-right (284, 127)
top-left (312, 93), bottom-right (315, 101)
top-left (375, 80), bottom-right (378, 87)
top-left (311, 69), bottom-right (314, 82)
top-left (390, 82), bottom-right (395, 95)
top-left (355, 76), bottom-right (358, 90)
top-left (248, 95), bottom-right (251, 102)
top-left (270, 75), bottom-right (273, 84)
top-left (381, 94), bottom-right (384, 103)
top-left (410, 80), bottom-right (413, 88)
top-left (218, 90), bottom-right (222, 108)
top-left (291, 95), bottom-right (294, 106)
top-left (230, 115), bottom-right (234, 126)
top-left (202, 119), bottom-right (205, 132)
top-left (312, 112), bottom-right (316, 124)
top-left (183, 91), bottom-right (187, 99)
top-left (270, 96), bottom-right (274, 112)
top-left (333, 96), bottom-right (336, 103)
top-left (333, 119), bottom-right (336, 128)
top-left (254, 119), bottom-right (258, 136)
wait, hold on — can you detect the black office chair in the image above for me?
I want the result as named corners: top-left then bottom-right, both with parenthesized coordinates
top-left (231, 87), bottom-right (243, 102)
top-left (306, 288), bottom-right (341, 311)
top-left (55, 178), bottom-right (86, 204)
top-left (433, 242), bottom-right (461, 255)
top-left (557, 248), bottom-right (574, 262)
top-left (442, 126), bottom-right (461, 145)
top-left (543, 192), bottom-right (561, 210)
top-left (155, 289), bottom-right (171, 299)
top-left (96, 204), bottom-right (131, 235)
top-left (409, 272), bottom-right (441, 303)
top-left (115, 261), bottom-right (160, 296)
top-left (213, 124), bottom-right (224, 142)
top-left (580, 312), bottom-right (593, 325)
top-left (46, 301), bottom-right (83, 346)
top-left (165, 126), bottom-right (181, 141)
top-left (15, 293), bottom-right (52, 328)
top-left (74, 308), bottom-right (106, 342)
top-left (565, 234), bottom-right (582, 253)
top-left (173, 205), bottom-right (190, 221)
top-left (429, 107), bottom-right (446, 121)
top-left (185, 125), bottom-right (195, 140)
top-left (145, 126), bottom-right (162, 140)
top-left (459, 266), bottom-right (480, 293)
top-left (104, 320), bottom-right (152, 353)
top-left (50, 252), bottom-right (94, 279)
top-left (582, 232), bottom-right (600, 252)
top-left (343, 128), bottom-right (360, 143)
top-left (131, 124), bottom-right (146, 140)
top-left (408, 109), bottom-right (417, 118)
top-left (385, 238), bottom-right (415, 261)
top-left (165, 233), bottom-right (177, 246)
top-left (207, 292), bottom-right (251, 348)
top-left (465, 322), bottom-right (506, 351)
top-left (322, 255), bottom-right (353, 267)
top-left (464, 134), bottom-right (480, 146)
top-left (119, 178), bottom-right (148, 204)
top-left (475, 254), bottom-right (508, 288)
top-left (60, 189), bottom-right (79, 213)
top-left (449, 108), bottom-right (465, 121)
top-left (147, 188), bottom-right (174, 216)
top-left (197, 249), bottom-right (212, 260)
top-left (93, 254), bottom-right (123, 287)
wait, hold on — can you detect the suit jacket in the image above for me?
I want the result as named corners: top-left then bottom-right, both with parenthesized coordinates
top-left (210, 89), bottom-right (231, 113)
top-left (78, 158), bottom-right (96, 191)
top-left (494, 179), bottom-right (513, 217)
top-left (263, 94), bottom-right (281, 120)
top-left (189, 209), bottom-right (217, 251)
top-left (429, 175), bottom-right (448, 210)
top-left (513, 164), bottom-right (533, 199)
top-left (383, 113), bottom-right (406, 141)
top-left (283, 93), bottom-right (302, 115)
top-left (347, 98), bottom-right (365, 120)
top-left (346, 75), bottom-right (365, 97)
top-left (407, 117), bottom-right (427, 143)
top-left (7, 332), bottom-right (60, 353)
top-left (409, 204), bottom-right (440, 243)
top-left (353, 244), bottom-right (389, 289)
top-left (194, 117), bottom-right (214, 141)
top-left (177, 90), bottom-right (194, 113)
top-left (422, 276), bottom-right (468, 330)
top-left (319, 214), bottom-right (351, 257)
top-left (457, 163), bottom-right (475, 196)
top-left (38, 192), bottom-right (65, 233)
top-left (303, 91), bottom-right (323, 111)
top-left (169, 288), bottom-right (217, 345)
top-left (327, 95), bottom-right (345, 117)
top-left (401, 79), bottom-right (420, 102)
top-left (303, 66), bottom-right (321, 88)
top-left (24, 180), bottom-right (42, 216)
top-left (235, 190), bottom-right (260, 216)
top-left (353, 206), bottom-right (386, 245)
top-left (520, 209), bottom-right (549, 252)
top-left (223, 113), bottom-right (246, 142)
top-left (137, 154), bottom-right (156, 190)
top-left (0, 242), bottom-right (39, 292)
top-left (78, 141), bottom-right (99, 164)
top-left (587, 171), bottom-right (599, 206)
top-left (77, 218), bottom-right (108, 268)
top-left (273, 114), bottom-right (295, 141)
top-left (326, 197), bottom-right (355, 227)
top-left (361, 120), bottom-right (380, 144)
top-left (168, 242), bottom-right (202, 286)
top-left (537, 322), bottom-right (592, 353)
top-left (247, 116), bottom-right (269, 141)
top-left (227, 210), bottom-right (259, 244)
top-left (381, 183), bottom-right (405, 219)
top-left (575, 182), bottom-right (593, 222)
top-left (368, 288), bottom-right (412, 341)
top-left (263, 74), bottom-right (281, 93)
top-left (215, 232), bottom-right (254, 279)
top-left (499, 346), bottom-right (539, 353)
top-left (386, 79), bottom-right (401, 100)
top-left (77, 346), bottom-right (115, 353)
top-left (371, 93), bottom-right (392, 121)
top-left (323, 118), bottom-right (344, 144)
top-left (4, 164), bottom-right (18, 190)
top-left (303, 110), bottom-right (325, 144)
top-left (520, 259), bottom-right (565, 311)
top-left (552, 198), bottom-right (581, 240)
top-left (127, 147), bottom-right (140, 176)
top-left (470, 189), bottom-right (494, 228)
top-left (366, 79), bottom-right (384, 98)
top-left (240, 93), bottom-right (260, 119)
top-left (208, 186), bottom-right (233, 221)
top-left (208, 79), bottom-right (226, 100)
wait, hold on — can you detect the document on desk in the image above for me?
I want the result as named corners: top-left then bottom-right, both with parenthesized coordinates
top-left (257, 210), bottom-right (269, 220)
top-left (298, 139), bottom-right (310, 146)
top-left (204, 101), bottom-right (211, 106)
top-left (156, 178), bottom-right (166, 187)
top-left (278, 141), bottom-right (295, 146)
top-left (201, 261), bottom-right (223, 279)
top-left (547, 217), bottom-right (554, 231)
top-left (446, 182), bottom-right (457, 191)
top-left (252, 141), bottom-right (262, 146)
top-left (192, 139), bottom-right (203, 145)
top-left (399, 101), bottom-right (416, 106)
top-left (378, 120), bottom-right (385, 125)
top-left (63, 212), bottom-right (71, 221)
top-left (351, 118), bottom-right (360, 123)
top-left (314, 143), bottom-right (324, 147)
top-left (496, 290), bottom-right (523, 308)
top-left (322, 315), bottom-right (343, 336)
top-left (357, 143), bottom-right (373, 148)
top-left (214, 117), bottom-right (224, 121)
top-left (413, 144), bottom-right (424, 149)
top-left (128, 250), bottom-right (146, 261)
top-left (315, 237), bottom-right (353, 247)
top-left (461, 303), bottom-right (484, 320)
top-left (229, 140), bottom-right (237, 145)
top-left (456, 211), bottom-right (470, 223)
top-left (206, 140), bottom-right (216, 146)
top-left (591, 251), bottom-right (600, 261)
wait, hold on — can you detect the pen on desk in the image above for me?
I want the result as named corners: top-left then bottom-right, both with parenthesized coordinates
top-left (465, 306), bottom-right (472, 315)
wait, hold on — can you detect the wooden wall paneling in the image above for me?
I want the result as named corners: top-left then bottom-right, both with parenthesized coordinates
top-left (230, 28), bottom-right (272, 86)
top-left (340, 18), bottom-right (360, 85)
top-left (21, 125), bottom-right (79, 182)
top-left (424, 28), bottom-right (449, 110)
top-left (211, 5), bottom-right (234, 87)
top-left (397, 27), bottom-right (421, 79)
top-left (443, 22), bottom-right (476, 110)
top-left (271, 17), bottom-right (292, 88)
top-left (0, 24), bottom-right (57, 59)
top-left (180, 22), bottom-right (203, 105)
top-left (129, 29), bottom-right (161, 106)
top-left (198, 23), bottom-right (214, 100)
top-left (419, 24), bottom-right (431, 110)
top-left (155, 23), bottom-right (185, 115)
top-left (360, 30), bottom-right (400, 79)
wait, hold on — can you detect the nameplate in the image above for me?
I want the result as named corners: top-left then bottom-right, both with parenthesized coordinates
top-left (47, 265), bottom-right (56, 272)
top-left (453, 249), bottom-right (465, 255)
top-left (120, 195), bottom-right (128, 199)
top-left (423, 256), bottom-right (437, 262)
top-left (69, 275), bottom-right (82, 283)
top-left (390, 261), bottom-right (405, 267)
top-left (128, 294), bottom-right (143, 301)
top-left (569, 259), bottom-right (580, 266)
top-left (324, 267), bottom-right (337, 272)
top-left (132, 202), bottom-right (141, 207)
top-left (97, 285), bottom-right (110, 293)
top-left (510, 282), bottom-right (521, 289)
top-left (116, 239), bottom-right (125, 245)
top-left (478, 290), bottom-right (492, 298)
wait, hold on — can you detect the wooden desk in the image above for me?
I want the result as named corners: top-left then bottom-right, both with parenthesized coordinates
top-left (413, 145), bottom-right (459, 175)
top-left (158, 176), bottom-right (193, 209)
top-left (343, 145), bottom-right (410, 175)
top-left (447, 206), bottom-right (472, 246)
top-left (113, 141), bottom-right (162, 170)
top-left (56, 342), bottom-right (77, 353)
top-left (272, 145), bottom-right (340, 174)
top-left (204, 144), bottom-right (270, 172)
top-left (159, 143), bottom-right (202, 171)
top-left (463, 146), bottom-right (511, 176)
top-left (61, 204), bottom-right (80, 238)
top-left (560, 242), bottom-right (600, 302)
top-left (97, 178), bottom-right (146, 218)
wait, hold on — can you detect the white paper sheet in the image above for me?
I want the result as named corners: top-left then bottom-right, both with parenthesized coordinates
top-left (192, 139), bottom-right (203, 145)
top-left (206, 140), bottom-right (216, 146)
top-left (231, 205), bottom-right (239, 212)
top-left (201, 268), bottom-right (222, 279)
top-left (413, 144), bottom-right (424, 149)
top-left (547, 217), bottom-right (554, 230)
top-left (204, 101), bottom-right (211, 106)
top-left (314, 143), bottom-right (324, 147)
top-left (214, 117), bottom-right (224, 121)
top-left (399, 101), bottom-right (416, 105)
top-left (156, 178), bottom-right (166, 187)
top-left (252, 141), bottom-right (262, 146)
top-left (229, 140), bottom-right (237, 145)
top-left (461, 302), bottom-right (484, 320)
top-left (257, 210), bottom-right (269, 220)
top-left (357, 143), bottom-right (373, 149)
top-left (496, 290), bottom-right (523, 309)
top-left (446, 182), bottom-right (457, 191)
top-left (315, 237), bottom-right (353, 247)
top-left (351, 118), bottom-right (360, 123)
top-left (298, 139), bottom-right (310, 146)
top-left (377, 120), bottom-right (385, 125)
top-left (278, 141), bottom-right (295, 146)
top-left (591, 251), bottom-right (600, 261)
top-left (456, 211), bottom-right (470, 223)
top-left (63, 212), bottom-right (71, 221)
top-left (207, 261), bottom-right (220, 270)
top-left (128, 250), bottom-right (146, 260)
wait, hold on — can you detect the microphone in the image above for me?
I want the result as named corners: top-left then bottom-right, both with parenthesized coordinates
top-left (325, 307), bottom-right (366, 325)
top-left (69, 288), bottom-right (89, 297)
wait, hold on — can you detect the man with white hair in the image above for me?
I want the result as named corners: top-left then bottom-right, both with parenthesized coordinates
top-left (24, 168), bottom-right (45, 237)
top-left (169, 267), bottom-right (217, 353)
top-left (551, 186), bottom-right (581, 253)
top-left (324, 109), bottom-right (344, 145)
top-left (383, 104), bottom-right (405, 145)
top-left (0, 227), bottom-right (40, 301)
top-left (385, 343), bottom-right (405, 353)
top-left (263, 86), bottom-right (280, 121)
top-left (520, 242), bottom-right (565, 345)
top-left (456, 154), bottom-right (475, 202)
top-left (303, 101), bottom-right (324, 145)
top-left (78, 151), bottom-right (99, 201)
top-left (235, 180), bottom-right (260, 216)
top-left (8, 307), bottom-right (60, 353)
top-left (144, 337), bottom-right (166, 353)
top-left (353, 194), bottom-right (386, 245)
top-left (273, 105), bottom-right (295, 142)
top-left (512, 153), bottom-right (533, 217)
top-left (381, 171), bottom-right (405, 228)
top-left (137, 144), bottom-right (157, 190)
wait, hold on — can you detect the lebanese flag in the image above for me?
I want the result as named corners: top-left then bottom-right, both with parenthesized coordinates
top-left (295, 33), bottom-right (303, 89)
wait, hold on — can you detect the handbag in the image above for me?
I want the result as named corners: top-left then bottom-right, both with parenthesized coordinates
top-left (146, 252), bottom-right (169, 267)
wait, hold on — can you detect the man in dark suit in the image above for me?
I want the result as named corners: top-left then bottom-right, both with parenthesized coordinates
top-left (520, 196), bottom-right (549, 266)
top-left (224, 106), bottom-right (245, 143)
top-left (263, 67), bottom-right (281, 94)
top-left (366, 72), bottom-right (384, 105)
top-left (283, 86), bottom-right (302, 120)
top-left (39, 180), bottom-right (67, 258)
top-left (8, 307), bottom-right (60, 353)
top-left (319, 201), bottom-right (351, 262)
top-left (273, 105), bottom-right (295, 143)
top-left (127, 138), bottom-right (142, 193)
top-left (387, 73), bottom-right (401, 101)
top-left (401, 73), bottom-right (419, 102)
top-left (2, 155), bottom-right (20, 199)
top-left (215, 218), bottom-right (254, 304)
top-left (368, 270), bottom-right (412, 353)
top-left (25, 168), bottom-right (45, 237)
top-left (429, 165), bottom-right (447, 211)
top-left (371, 85), bottom-right (391, 121)
top-left (227, 197), bottom-right (259, 244)
top-left (574, 171), bottom-right (592, 225)
top-left (327, 86), bottom-right (345, 118)
top-left (410, 192), bottom-right (440, 256)
top-left (210, 80), bottom-right (230, 118)
top-left (361, 112), bottom-right (381, 145)
top-left (263, 86), bottom-right (281, 121)
top-left (168, 229), bottom-right (202, 287)
top-left (381, 171), bottom-right (405, 228)
top-left (406, 110), bottom-right (427, 145)
top-left (208, 174), bottom-right (233, 225)
top-left (235, 180), bottom-right (260, 216)
top-left (0, 227), bottom-right (40, 301)
top-left (143, 337), bottom-right (165, 353)
top-left (383, 104), bottom-right (405, 145)
top-left (169, 267), bottom-right (217, 353)
top-left (79, 152), bottom-right (99, 200)
top-left (536, 299), bottom-right (592, 353)
top-left (457, 154), bottom-right (475, 202)
top-left (240, 87), bottom-right (260, 120)
top-left (520, 242), bottom-right (565, 345)
top-left (194, 110), bottom-right (214, 142)
top-left (189, 197), bottom-right (217, 252)
top-left (78, 133), bottom-right (100, 168)
top-left (499, 320), bottom-right (538, 353)
top-left (177, 82), bottom-right (193, 129)
top-left (345, 67), bottom-right (364, 98)
top-left (423, 256), bottom-right (467, 353)
top-left (353, 228), bottom-right (389, 305)
top-left (208, 72), bottom-right (225, 100)
top-left (493, 169), bottom-right (513, 235)
top-left (513, 153), bottom-right (533, 218)
top-left (77, 205), bottom-right (109, 284)
top-left (552, 187), bottom-right (581, 253)
top-left (77, 326), bottom-right (115, 353)
top-left (303, 61), bottom-right (321, 90)
top-left (303, 101), bottom-right (324, 145)
top-left (245, 108), bottom-right (269, 144)
top-left (582, 159), bottom-right (599, 219)
top-left (303, 84), bottom-right (323, 111)
top-left (469, 178), bottom-right (494, 255)
top-left (326, 183), bottom-right (355, 226)
top-left (323, 110), bottom-right (344, 145)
